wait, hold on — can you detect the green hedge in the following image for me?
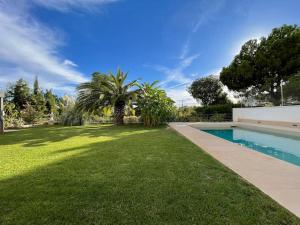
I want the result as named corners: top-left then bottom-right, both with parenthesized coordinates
top-left (195, 104), bottom-right (233, 115)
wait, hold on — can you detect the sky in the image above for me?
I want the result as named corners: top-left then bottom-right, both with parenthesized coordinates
top-left (0, 0), bottom-right (299, 106)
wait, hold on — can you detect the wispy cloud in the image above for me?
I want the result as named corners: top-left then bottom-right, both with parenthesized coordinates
top-left (163, 0), bottom-right (226, 106)
top-left (191, 0), bottom-right (225, 33)
top-left (167, 87), bottom-right (198, 107)
top-left (63, 59), bottom-right (78, 67)
top-left (146, 53), bottom-right (200, 106)
top-left (179, 36), bottom-right (191, 60)
top-left (180, 0), bottom-right (225, 60)
top-left (149, 53), bottom-right (199, 87)
top-left (0, 0), bottom-right (117, 94)
top-left (32, 0), bottom-right (119, 12)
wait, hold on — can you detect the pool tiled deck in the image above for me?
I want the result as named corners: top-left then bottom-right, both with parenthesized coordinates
top-left (169, 122), bottom-right (300, 217)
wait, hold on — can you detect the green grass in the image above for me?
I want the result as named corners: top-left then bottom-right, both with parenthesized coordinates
top-left (0, 125), bottom-right (299, 225)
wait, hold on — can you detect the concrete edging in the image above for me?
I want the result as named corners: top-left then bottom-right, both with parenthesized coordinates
top-left (169, 122), bottom-right (300, 217)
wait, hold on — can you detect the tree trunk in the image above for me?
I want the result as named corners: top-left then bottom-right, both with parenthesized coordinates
top-left (114, 102), bottom-right (125, 125)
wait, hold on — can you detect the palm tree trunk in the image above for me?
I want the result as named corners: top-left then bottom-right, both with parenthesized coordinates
top-left (114, 102), bottom-right (125, 125)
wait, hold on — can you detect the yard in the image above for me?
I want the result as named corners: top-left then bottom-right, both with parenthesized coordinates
top-left (0, 125), bottom-right (299, 225)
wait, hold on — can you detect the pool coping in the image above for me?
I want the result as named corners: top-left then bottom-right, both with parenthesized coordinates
top-left (169, 122), bottom-right (300, 218)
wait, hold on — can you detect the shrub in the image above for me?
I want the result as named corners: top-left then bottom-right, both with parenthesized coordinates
top-left (4, 103), bottom-right (20, 128)
top-left (175, 107), bottom-right (200, 122)
top-left (21, 103), bottom-right (44, 124)
top-left (137, 83), bottom-right (176, 127)
top-left (209, 114), bottom-right (226, 122)
top-left (60, 108), bottom-right (85, 126)
top-left (124, 116), bottom-right (140, 124)
top-left (195, 104), bottom-right (233, 115)
top-left (192, 104), bottom-right (238, 122)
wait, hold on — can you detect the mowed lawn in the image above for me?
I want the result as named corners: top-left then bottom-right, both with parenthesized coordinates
top-left (0, 125), bottom-right (299, 225)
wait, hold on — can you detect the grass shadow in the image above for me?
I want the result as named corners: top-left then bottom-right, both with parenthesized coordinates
top-left (0, 125), bottom-right (299, 225)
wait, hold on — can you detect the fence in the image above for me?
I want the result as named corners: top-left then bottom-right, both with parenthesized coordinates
top-left (175, 113), bottom-right (232, 122)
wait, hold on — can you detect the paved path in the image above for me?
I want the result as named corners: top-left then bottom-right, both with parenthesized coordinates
top-left (169, 123), bottom-right (300, 218)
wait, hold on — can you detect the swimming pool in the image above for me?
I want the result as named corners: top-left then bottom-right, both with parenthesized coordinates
top-left (202, 128), bottom-right (300, 166)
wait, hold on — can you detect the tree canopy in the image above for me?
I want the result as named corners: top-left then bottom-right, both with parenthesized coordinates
top-left (220, 24), bottom-right (300, 105)
top-left (188, 75), bottom-right (230, 106)
top-left (7, 79), bottom-right (31, 110)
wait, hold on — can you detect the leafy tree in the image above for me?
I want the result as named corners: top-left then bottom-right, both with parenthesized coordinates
top-left (188, 75), bottom-right (230, 106)
top-left (59, 97), bottom-right (85, 126)
top-left (137, 81), bottom-right (175, 127)
top-left (33, 76), bottom-right (40, 95)
top-left (3, 103), bottom-right (23, 128)
top-left (220, 40), bottom-right (260, 91)
top-left (283, 74), bottom-right (300, 102)
top-left (45, 90), bottom-right (57, 114)
top-left (31, 92), bottom-right (46, 116)
top-left (21, 103), bottom-right (43, 124)
top-left (220, 25), bottom-right (300, 105)
top-left (31, 76), bottom-right (46, 115)
top-left (7, 79), bottom-right (31, 110)
top-left (77, 69), bottom-right (139, 125)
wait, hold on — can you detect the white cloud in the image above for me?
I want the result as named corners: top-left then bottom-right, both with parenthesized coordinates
top-left (148, 53), bottom-right (201, 106)
top-left (32, 0), bottom-right (119, 12)
top-left (151, 53), bottom-right (200, 87)
top-left (0, 10), bottom-right (86, 83)
top-left (166, 86), bottom-right (198, 107)
top-left (191, 0), bottom-right (225, 33)
top-left (63, 59), bottom-right (78, 67)
top-left (0, 1), bottom-right (106, 93)
top-left (179, 0), bottom-right (225, 59)
top-left (179, 36), bottom-right (191, 60)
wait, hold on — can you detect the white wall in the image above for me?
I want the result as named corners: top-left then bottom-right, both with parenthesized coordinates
top-left (233, 106), bottom-right (300, 123)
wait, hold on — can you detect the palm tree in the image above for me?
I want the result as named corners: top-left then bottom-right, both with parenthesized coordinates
top-left (76, 69), bottom-right (139, 125)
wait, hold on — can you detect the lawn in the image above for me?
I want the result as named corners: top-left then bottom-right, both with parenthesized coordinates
top-left (0, 125), bottom-right (299, 225)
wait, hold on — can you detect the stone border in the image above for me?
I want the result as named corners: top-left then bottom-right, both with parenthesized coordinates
top-left (169, 122), bottom-right (300, 217)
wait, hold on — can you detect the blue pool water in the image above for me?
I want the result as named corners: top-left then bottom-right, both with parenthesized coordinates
top-left (202, 128), bottom-right (300, 166)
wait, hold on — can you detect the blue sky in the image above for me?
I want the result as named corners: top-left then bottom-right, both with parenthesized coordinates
top-left (0, 0), bottom-right (299, 105)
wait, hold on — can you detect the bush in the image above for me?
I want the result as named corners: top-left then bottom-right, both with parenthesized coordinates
top-left (124, 116), bottom-right (140, 124)
top-left (175, 104), bottom-right (239, 122)
top-left (137, 83), bottom-right (176, 127)
top-left (175, 107), bottom-right (200, 122)
top-left (21, 103), bottom-right (44, 124)
top-left (209, 114), bottom-right (226, 122)
top-left (60, 107), bottom-right (85, 126)
top-left (195, 104), bottom-right (233, 115)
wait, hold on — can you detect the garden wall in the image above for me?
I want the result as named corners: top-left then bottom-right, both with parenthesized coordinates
top-left (233, 105), bottom-right (300, 127)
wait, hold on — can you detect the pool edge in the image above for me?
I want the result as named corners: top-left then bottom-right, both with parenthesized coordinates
top-left (169, 122), bottom-right (300, 218)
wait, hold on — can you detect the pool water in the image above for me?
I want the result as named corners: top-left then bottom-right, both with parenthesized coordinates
top-left (202, 128), bottom-right (300, 167)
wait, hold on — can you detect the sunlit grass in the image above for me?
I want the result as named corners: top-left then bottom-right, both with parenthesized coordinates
top-left (0, 125), bottom-right (299, 225)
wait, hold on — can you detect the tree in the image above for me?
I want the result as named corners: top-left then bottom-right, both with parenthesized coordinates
top-left (283, 74), bottom-right (300, 102)
top-left (137, 81), bottom-right (175, 127)
top-left (76, 69), bottom-right (139, 125)
top-left (31, 76), bottom-right (46, 115)
top-left (8, 79), bottom-right (31, 110)
top-left (45, 90), bottom-right (57, 114)
top-left (59, 97), bottom-right (85, 126)
top-left (220, 25), bottom-right (300, 105)
top-left (220, 40), bottom-right (260, 91)
top-left (33, 76), bottom-right (40, 95)
top-left (188, 75), bottom-right (229, 106)
top-left (21, 103), bottom-right (42, 124)
top-left (4, 103), bottom-right (21, 128)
